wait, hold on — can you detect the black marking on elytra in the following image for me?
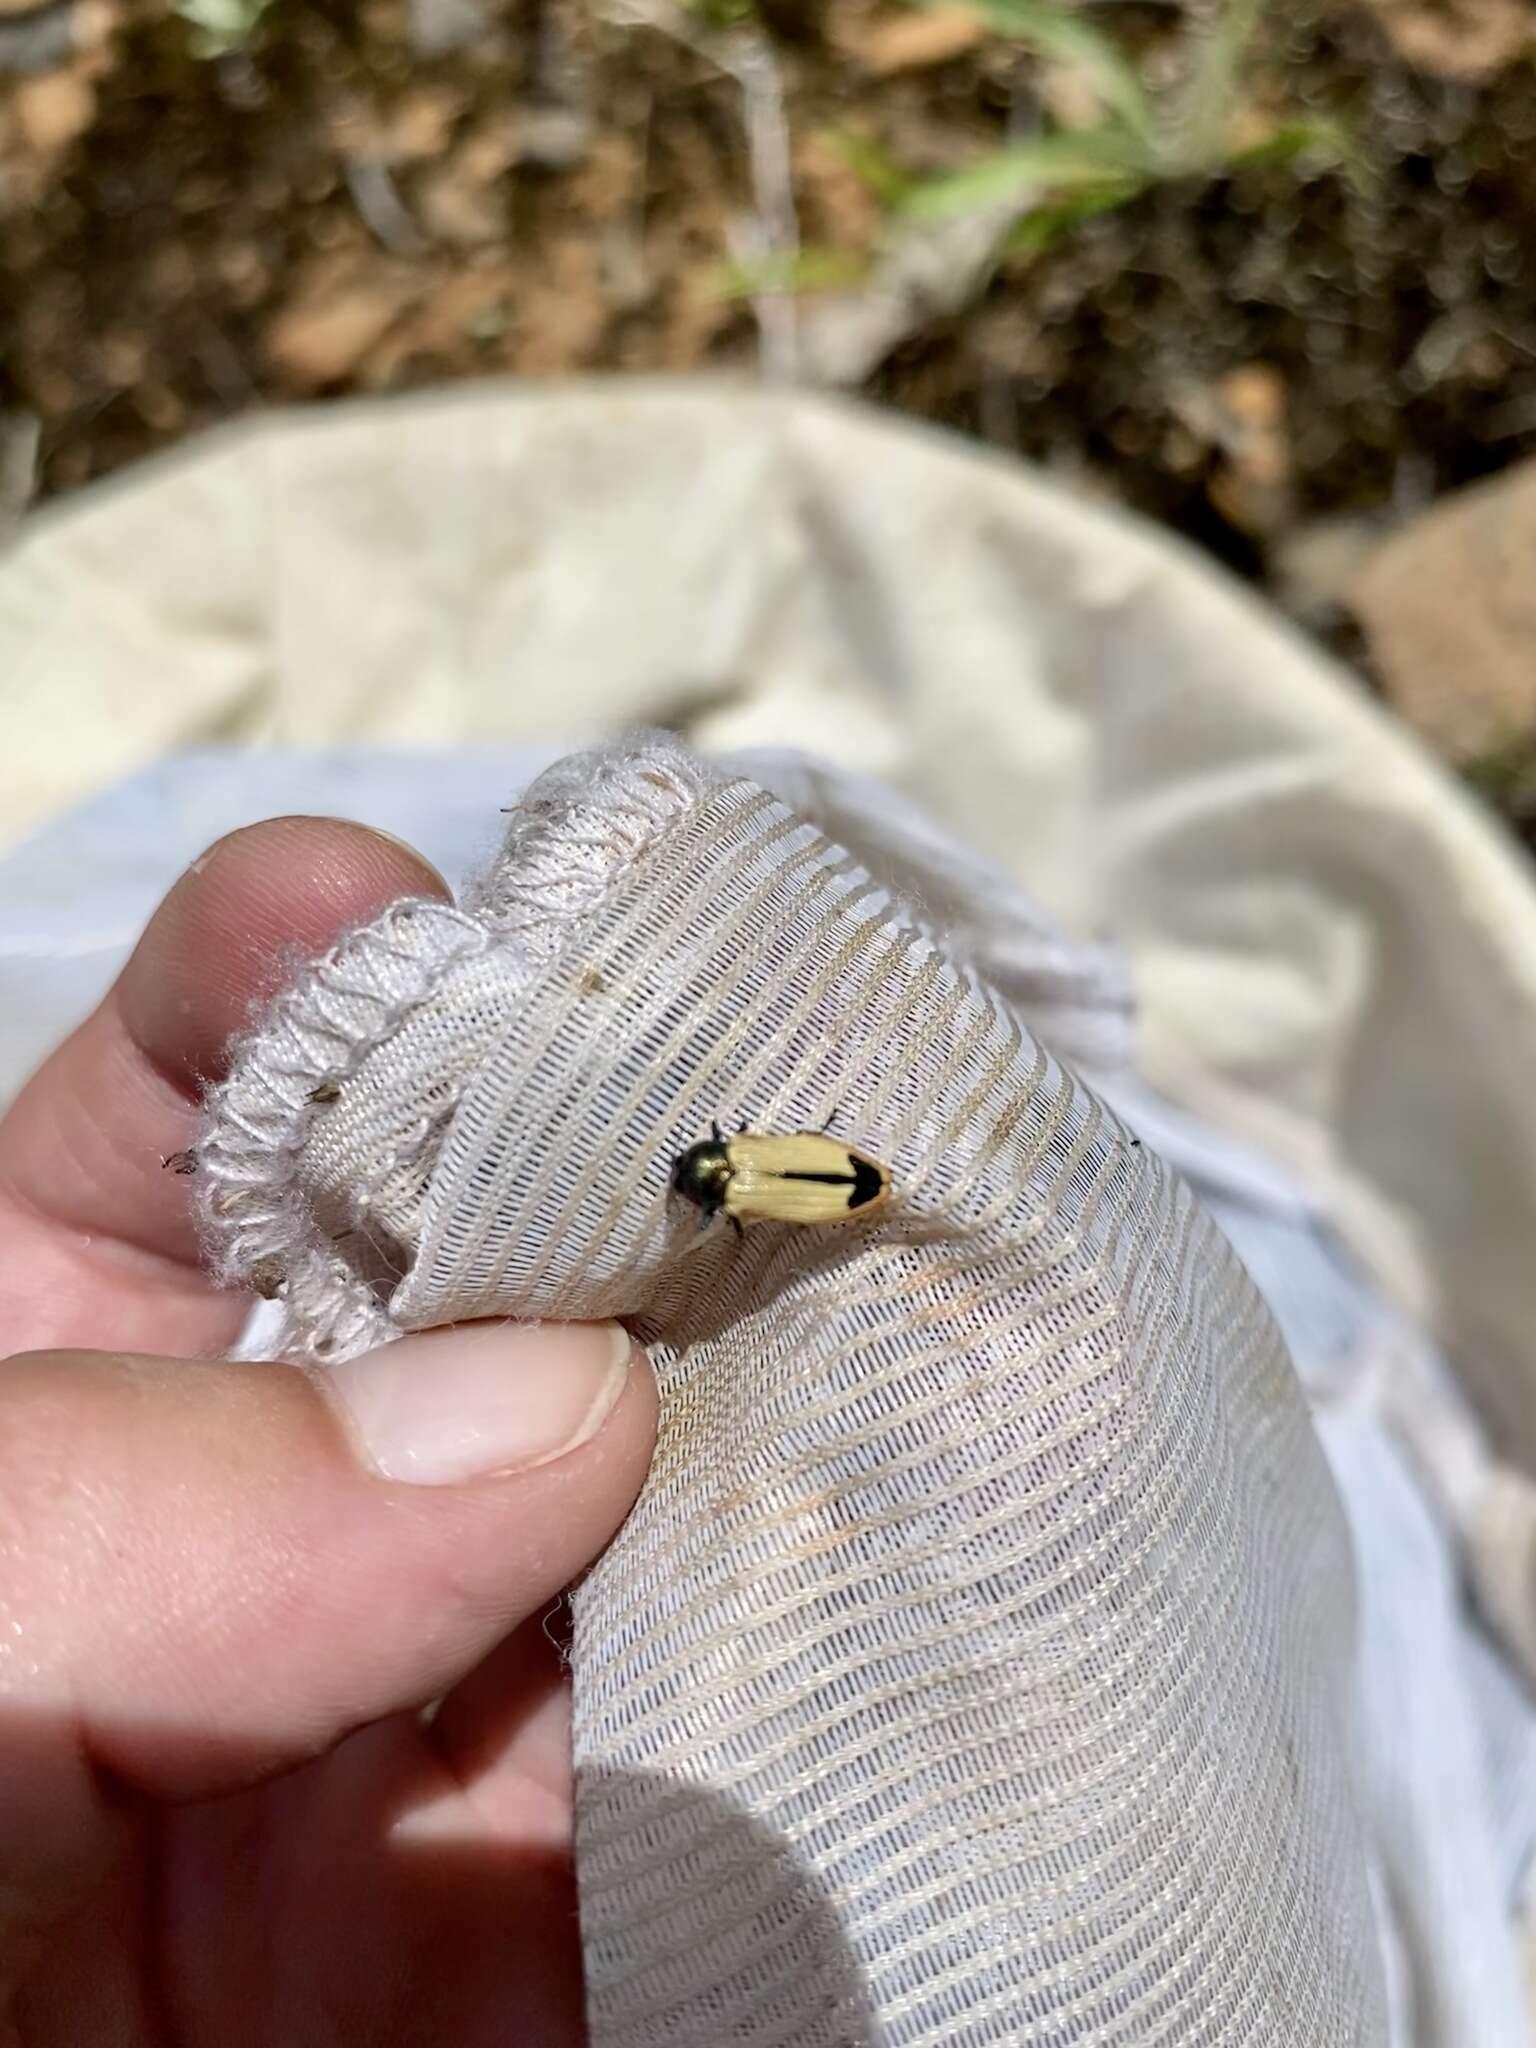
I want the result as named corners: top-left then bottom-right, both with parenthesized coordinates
top-left (849, 1156), bottom-right (885, 1208)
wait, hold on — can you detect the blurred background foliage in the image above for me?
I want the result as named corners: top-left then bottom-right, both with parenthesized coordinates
top-left (3, 0), bottom-right (1536, 814)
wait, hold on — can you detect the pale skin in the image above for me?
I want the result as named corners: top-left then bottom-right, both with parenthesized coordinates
top-left (0, 817), bottom-right (659, 2048)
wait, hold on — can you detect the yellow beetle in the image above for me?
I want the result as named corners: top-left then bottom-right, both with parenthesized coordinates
top-left (671, 1122), bottom-right (892, 1236)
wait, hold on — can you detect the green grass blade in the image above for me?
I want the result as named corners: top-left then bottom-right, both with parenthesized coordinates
top-left (961, 0), bottom-right (1158, 145)
top-left (1226, 116), bottom-right (1367, 188)
top-left (902, 129), bottom-right (1148, 220)
top-left (711, 247), bottom-right (871, 299)
top-left (1168, 0), bottom-right (1268, 170)
top-left (824, 127), bottom-right (916, 209)
top-left (1004, 177), bottom-right (1147, 249)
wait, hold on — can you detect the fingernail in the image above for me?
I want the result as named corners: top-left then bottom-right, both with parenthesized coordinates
top-left (325, 1322), bottom-right (632, 1485)
top-left (364, 826), bottom-right (450, 895)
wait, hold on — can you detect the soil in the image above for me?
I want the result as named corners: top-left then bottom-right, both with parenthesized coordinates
top-left (4, 0), bottom-right (1536, 733)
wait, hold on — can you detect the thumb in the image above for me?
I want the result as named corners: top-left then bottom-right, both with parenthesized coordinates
top-left (0, 1320), bottom-right (654, 1958)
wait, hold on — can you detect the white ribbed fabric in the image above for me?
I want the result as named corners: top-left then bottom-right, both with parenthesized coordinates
top-left (199, 734), bottom-right (1386, 2045)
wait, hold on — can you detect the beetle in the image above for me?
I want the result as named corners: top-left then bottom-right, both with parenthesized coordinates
top-left (670, 1122), bottom-right (892, 1236)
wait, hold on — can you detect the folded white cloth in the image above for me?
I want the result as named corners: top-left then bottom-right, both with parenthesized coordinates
top-left (187, 735), bottom-right (1522, 2046)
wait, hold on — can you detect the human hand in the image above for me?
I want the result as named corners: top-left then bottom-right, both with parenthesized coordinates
top-left (0, 818), bottom-right (658, 2047)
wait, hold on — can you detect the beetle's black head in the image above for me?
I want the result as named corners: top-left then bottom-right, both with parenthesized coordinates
top-left (670, 1137), bottom-right (732, 1216)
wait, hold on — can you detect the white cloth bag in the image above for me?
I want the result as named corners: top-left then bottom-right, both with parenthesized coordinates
top-left (196, 733), bottom-right (1386, 2045)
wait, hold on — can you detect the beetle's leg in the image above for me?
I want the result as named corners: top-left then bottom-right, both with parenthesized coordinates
top-left (729, 1214), bottom-right (744, 1243)
top-left (711, 1118), bottom-right (724, 1143)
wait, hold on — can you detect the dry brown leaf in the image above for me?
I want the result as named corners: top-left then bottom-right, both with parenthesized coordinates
top-left (647, 266), bottom-right (741, 371)
top-left (794, 127), bottom-right (884, 248)
top-left (266, 257), bottom-right (422, 384)
top-left (11, 63), bottom-right (94, 153)
top-left (363, 263), bottom-right (514, 379)
top-left (1038, 62), bottom-right (1110, 129)
top-left (457, 117), bottom-right (518, 183)
top-left (843, 4), bottom-right (985, 74)
top-left (1357, 0), bottom-right (1535, 79)
top-left (566, 129), bottom-right (641, 216)
top-left (326, 84), bottom-right (461, 168)
top-left (1351, 461), bottom-right (1536, 761)
top-left (414, 110), bottom-right (522, 242)
top-left (1171, 362), bottom-right (1292, 536)
top-left (387, 83), bottom-right (466, 160)
top-left (509, 235), bottom-right (610, 373)
top-left (322, 95), bottom-right (385, 161)
top-left (1219, 364), bottom-right (1289, 474)
top-left (416, 160), bottom-right (503, 246)
top-left (74, 0), bottom-right (117, 42)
